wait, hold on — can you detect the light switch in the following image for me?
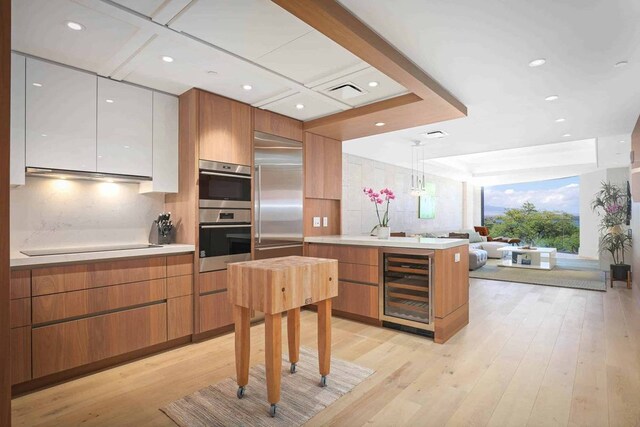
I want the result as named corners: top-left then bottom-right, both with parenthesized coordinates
top-left (454, 253), bottom-right (461, 262)
top-left (313, 217), bottom-right (321, 227)
top-left (323, 217), bottom-right (328, 227)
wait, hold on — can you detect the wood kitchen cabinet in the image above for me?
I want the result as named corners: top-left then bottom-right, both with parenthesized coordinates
top-left (304, 132), bottom-right (342, 200)
top-left (25, 57), bottom-right (97, 172)
top-left (10, 53), bottom-right (25, 186)
top-left (199, 90), bottom-right (252, 166)
top-left (254, 108), bottom-right (303, 141)
top-left (199, 291), bottom-right (234, 332)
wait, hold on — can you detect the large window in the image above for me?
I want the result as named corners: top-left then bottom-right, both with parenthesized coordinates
top-left (482, 176), bottom-right (580, 254)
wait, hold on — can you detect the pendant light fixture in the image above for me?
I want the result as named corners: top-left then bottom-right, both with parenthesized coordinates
top-left (410, 140), bottom-right (428, 196)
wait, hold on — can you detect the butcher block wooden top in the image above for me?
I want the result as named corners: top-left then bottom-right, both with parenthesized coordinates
top-left (227, 256), bottom-right (338, 314)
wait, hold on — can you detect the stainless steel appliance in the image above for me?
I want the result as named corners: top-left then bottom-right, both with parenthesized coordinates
top-left (199, 160), bottom-right (252, 272)
top-left (254, 131), bottom-right (303, 260)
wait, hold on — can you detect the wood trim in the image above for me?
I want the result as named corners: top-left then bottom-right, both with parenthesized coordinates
top-left (10, 270), bottom-right (31, 299)
top-left (0, 0), bottom-right (10, 420)
top-left (254, 108), bottom-right (303, 141)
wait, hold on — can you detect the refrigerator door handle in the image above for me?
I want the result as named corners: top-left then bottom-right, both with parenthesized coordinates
top-left (256, 164), bottom-right (262, 244)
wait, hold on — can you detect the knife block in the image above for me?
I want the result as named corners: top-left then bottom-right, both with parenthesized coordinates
top-left (149, 225), bottom-right (174, 245)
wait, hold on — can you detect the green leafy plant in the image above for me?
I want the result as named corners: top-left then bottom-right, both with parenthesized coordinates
top-left (591, 181), bottom-right (632, 265)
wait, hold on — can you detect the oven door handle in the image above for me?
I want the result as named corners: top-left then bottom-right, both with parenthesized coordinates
top-left (200, 224), bottom-right (252, 229)
top-left (200, 171), bottom-right (251, 179)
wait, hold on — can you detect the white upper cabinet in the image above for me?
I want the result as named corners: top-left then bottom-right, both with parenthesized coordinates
top-left (140, 92), bottom-right (178, 193)
top-left (97, 78), bottom-right (153, 177)
top-left (11, 53), bottom-right (26, 186)
top-left (25, 57), bottom-right (97, 172)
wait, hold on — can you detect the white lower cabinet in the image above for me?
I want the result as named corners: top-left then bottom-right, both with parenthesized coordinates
top-left (97, 78), bottom-right (153, 177)
top-left (11, 53), bottom-right (26, 186)
top-left (25, 57), bottom-right (97, 172)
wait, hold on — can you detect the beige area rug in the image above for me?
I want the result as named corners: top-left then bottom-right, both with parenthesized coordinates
top-left (161, 346), bottom-right (374, 426)
top-left (470, 259), bottom-right (606, 291)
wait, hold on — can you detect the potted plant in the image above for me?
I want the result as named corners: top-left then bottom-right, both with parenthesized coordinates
top-left (363, 187), bottom-right (395, 239)
top-left (591, 181), bottom-right (633, 280)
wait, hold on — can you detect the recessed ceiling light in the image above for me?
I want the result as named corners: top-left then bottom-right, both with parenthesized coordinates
top-left (555, 118), bottom-right (566, 123)
top-left (66, 21), bottom-right (84, 31)
top-left (375, 122), bottom-right (385, 127)
top-left (32, 82), bottom-right (42, 87)
top-left (563, 133), bottom-right (571, 137)
top-left (161, 56), bottom-right (174, 63)
top-left (124, 145), bottom-right (130, 149)
top-left (545, 95), bottom-right (559, 101)
top-left (619, 140), bottom-right (625, 143)
top-left (242, 84), bottom-right (253, 91)
top-left (105, 99), bottom-right (114, 103)
top-left (528, 58), bottom-right (546, 67)
top-left (614, 61), bottom-right (628, 68)
top-left (41, 134), bottom-right (47, 137)
top-left (368, 81), bottom-right (379, 87)
top-left (295, 104), bottom-right (304, 110)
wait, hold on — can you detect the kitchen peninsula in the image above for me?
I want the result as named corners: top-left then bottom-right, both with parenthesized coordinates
top-left (305, 235), bottom-right (469, 344)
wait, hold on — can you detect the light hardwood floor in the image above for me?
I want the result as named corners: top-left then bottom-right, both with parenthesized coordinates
top-left (11, 279), bottom-right (640, 426)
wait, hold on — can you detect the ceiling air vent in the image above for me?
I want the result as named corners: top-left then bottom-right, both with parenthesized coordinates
top-left (422, 131), bottom-right (449, 139)
top-left (327, 82), bottom-right (366, 100)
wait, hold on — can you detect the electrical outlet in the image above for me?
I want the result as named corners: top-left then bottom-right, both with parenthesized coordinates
top-left (454, 253), bottom-right (460, 262)
top-left (323, 217), bottom-right (328, 227)
top-left (313, 217), bottom-right (321, 228)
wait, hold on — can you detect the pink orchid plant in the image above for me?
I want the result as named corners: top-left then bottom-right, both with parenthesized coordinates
top-left (363, 187), bottom-right (395, 228)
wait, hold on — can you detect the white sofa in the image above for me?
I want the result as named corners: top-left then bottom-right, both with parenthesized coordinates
top-left (470, 241), bottom-right (510, 259)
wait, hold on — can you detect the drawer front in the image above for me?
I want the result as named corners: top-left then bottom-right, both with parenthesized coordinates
top-left (307, 244), bottom-right (378, 266)
top-left (339, 262), bottom-right (378, 284)
top-left (333, 281), bottom-right (379, 319)
top-left (11, 270), bottom-right (31, 299)
top-left (32, 303), bottom-right (167, 378)
top-left (168, 295), bottom-right (193, 340)
top-left (32, 279), bottom-right (166, 324)
top-left (167, 254), bottom-right (194, 277)
top-left (11, 326), bottom-right (31, 385)
top-left (32, 256), bottom-right (167, 296)
top-left (167, 274), bottom-right (193, 299)
top-left (199, 270), bottom-right (227, 294)
top-left (11, 298), bottom-right (31, 328)
top-left (199, 291), bottom-right (233, 332)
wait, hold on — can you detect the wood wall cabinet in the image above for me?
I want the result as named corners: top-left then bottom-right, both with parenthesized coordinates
top-left (199, 90), bottom-right (252, 166)
top-left (254, 108), bottom-right (303, 142)
top-left (304, 132), bottom-right (342, 200)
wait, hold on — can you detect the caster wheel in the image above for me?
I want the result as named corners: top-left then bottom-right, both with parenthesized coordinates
top-left (236, 386), bottom-right (245, 399)
top-left (269, 404), bottom-right (277, 417)
top-left (320, 375), bottom-right (327, 387)
top-left (290, 363), bottom-right (297, 374)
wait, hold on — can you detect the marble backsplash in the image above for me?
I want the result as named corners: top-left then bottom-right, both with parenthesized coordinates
top-left (10, 177), bottom-right (164, 251)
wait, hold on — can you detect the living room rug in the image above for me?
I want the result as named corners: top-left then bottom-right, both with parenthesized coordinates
top-left (160, 346), bottom-right (374, 426)
top-left (469, 259), bottom-right (606, 291)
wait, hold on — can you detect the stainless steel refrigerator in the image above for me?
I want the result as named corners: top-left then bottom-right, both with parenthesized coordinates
top-left (253, 131), bottom-right (303, 260)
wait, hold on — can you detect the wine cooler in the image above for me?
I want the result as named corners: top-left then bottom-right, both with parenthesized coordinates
top-left (380, 248), bottom-right (434, 333)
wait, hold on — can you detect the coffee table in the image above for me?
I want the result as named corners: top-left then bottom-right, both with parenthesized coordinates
top-left (497, 247), bottom-right (557, 270)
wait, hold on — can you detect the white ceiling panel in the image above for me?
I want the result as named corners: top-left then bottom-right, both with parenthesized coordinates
top-left (170, 0), bottom-right (312, 60)
top-left (121, 34), bottom-right (293, 102)
top-left (109, 0), bottom-right (166, 18)
top-left (261, 92), bottom-right (343, 121)
top-left (313, 66), bottom-right (409, 107)
top-left (12, 0), bottom-right (142, 73)
top-left (255, 30), bottom-right (365, 85)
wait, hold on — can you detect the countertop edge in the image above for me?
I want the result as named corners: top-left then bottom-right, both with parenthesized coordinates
top-left (304, 236), bottom-right (469, 250)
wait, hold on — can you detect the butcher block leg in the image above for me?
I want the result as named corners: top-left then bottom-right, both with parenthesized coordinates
top-left (317, 299), bottom-right (331, 385)
top-left (234, 306), bottom-right (250, 389)
top-left (265, 313), bottom-right (282, 406)
top-left (287, 308), bottom-right (300, 372)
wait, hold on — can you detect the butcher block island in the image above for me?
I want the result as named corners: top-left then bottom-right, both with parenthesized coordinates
top-left (304, 235), bottom-right (470, 344)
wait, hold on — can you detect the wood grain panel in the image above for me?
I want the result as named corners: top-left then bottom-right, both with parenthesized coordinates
top-left (32, 304), bottom-right (167, 378)
top-left (323, 136), bottom-right (342, 200)
top-left (10, 298), bottom-right (30, 328)
top-left (32, 278), bottom-right (166, 324)
top-left (306, 244), bottom-right (378, 266)
top-left (632, 114), bottom-right (640, 169)
top-left (167, 295), bottom-right (193, 340)
top-left (434, 302), bottom-right (469, 344)
top-left (10, 270), bottom-right (30, 299)
top-left (199, 90), bottom-right (252, 166)
top-left (254, 108), bottom-right (303, 141)
top-left (433, 246), bottom-right (469, 319)
top-left (199, 270), bottom-right (228, 294)
top-left (304, 133), bottom-right (325, 199)
top-left (332, 281), bottom-right (379, 319)
top-left (338, 262), bottom-right (378, 284)
top-left (167, 274), bottom-right (193, 299)
top-left (10, 326), bottom-right (31, 385)
top-left (303, 199), bottom-right (341, 237)
top-left (199, 292), bottom-right (234, 332)
top-left (32, 256), bottom-right (167, 296)
top-left (166, 254), bottom-right (193, 277)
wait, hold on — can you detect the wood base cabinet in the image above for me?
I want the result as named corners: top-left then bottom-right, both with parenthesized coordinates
top-left (199, 291), bottom-right (234, 332)
top-left (333, 282), bottom-right (378, 319)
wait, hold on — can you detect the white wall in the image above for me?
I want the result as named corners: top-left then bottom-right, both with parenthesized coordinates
top-left (579, 169), bottom-right (606, 259)
top-left (10, 177), bottom-right (164, 251)
top-left (341, 153), bottom-right (465, 235)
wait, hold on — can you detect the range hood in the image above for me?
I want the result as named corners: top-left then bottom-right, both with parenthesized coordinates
top-left (26, 167), bottom-right (152, 183)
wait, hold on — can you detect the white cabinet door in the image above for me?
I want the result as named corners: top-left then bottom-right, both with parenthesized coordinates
top-left (140, 92), bottom-right (178, 193)
top-left (26, 58), bottom-right (97, 171)
top-left (97, 78), bottom-right (152, 177)
top-left (11, 53), bottom-right (26, 186)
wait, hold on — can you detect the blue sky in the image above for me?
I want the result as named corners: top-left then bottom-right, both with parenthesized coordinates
top-left (484, 176), bottom-right (580, 216)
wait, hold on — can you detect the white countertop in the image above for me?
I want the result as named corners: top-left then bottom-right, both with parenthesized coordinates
top-left (304, 235), bottom-right (468, 250)
top-left (10, 243), bottom-right (195, 268)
